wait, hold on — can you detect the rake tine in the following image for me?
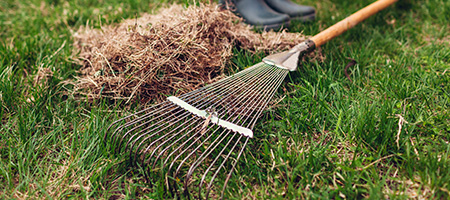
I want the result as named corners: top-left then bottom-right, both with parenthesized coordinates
top-left (105, 101), bottom-right (165, 132)
top-left (243, 68), bottom-right (286, 117)
top-left (171, 125), bottom-right (224, 178)
top-left (199, 64), bottom-right (276, 113)
top-left (215, 65), bottom-right (282, 123)
top-left (247, 69), bottom-right (288, 128)
top-left (125, 107), bottom-right (197, 157)
top-left (160, 125), bottom-right (205, 166)
top-left (163, 129), bottom-right (211, 197)
top-left (187, 63), bottom-right (268, 96)
top-left (199, 134), bottom-right (243, 197)
top-left (183, 129), bottom-right (236, 191)
top-left (236, 67), bottom-right (288, 128)
top-left (219, 137), bottom-right (250, 199)
top-left (205, 135), bottom-right (246, 199)
top-left (122, 106), bottom-right (185, 152)
top-left (149, 120), bottom-right (205, 169)
top-left (130, 109), bottom-right (197, 163)
top-left (138, 116), bottom-right (202, 167)
top-left (187, 63), bottom-right (266, 98)
top-left (182, 63), bottom-right (270, 108)
top-left (162, 122), bottom-right (222, 172)
top-left (108, 102), bottom-right (170, 146)
top-left (112, 103), bottom-right (175, 147)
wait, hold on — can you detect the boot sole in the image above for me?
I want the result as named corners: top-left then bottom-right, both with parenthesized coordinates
top-left (253, 20), bottom-right (291, 31)
top-left (291, 12), bottom-right (316, 22)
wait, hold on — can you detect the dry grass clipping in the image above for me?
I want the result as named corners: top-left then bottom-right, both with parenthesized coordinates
top-left (73, 3), bottom-right (308, 103)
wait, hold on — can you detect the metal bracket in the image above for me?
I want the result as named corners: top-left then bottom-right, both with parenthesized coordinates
top-left (167, 96), bottom-right (254, 138)
top-left (262, 39), bottom-right (316, 71)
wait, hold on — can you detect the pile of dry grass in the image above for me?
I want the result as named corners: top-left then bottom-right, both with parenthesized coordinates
top-left (73, 3), bottom-right (307, 103)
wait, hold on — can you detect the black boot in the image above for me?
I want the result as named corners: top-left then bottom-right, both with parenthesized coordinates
top-left (221, 0), bottom-right (290, 30)
top-left (264, 0), bottom-right (315, 21)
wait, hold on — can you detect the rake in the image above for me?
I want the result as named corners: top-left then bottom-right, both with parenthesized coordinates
top-left (105, 0), bottom-right (398, 198)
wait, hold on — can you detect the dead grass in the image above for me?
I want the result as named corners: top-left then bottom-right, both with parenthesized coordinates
top-left (72, 3), bottom-right (308, 103)
top-left (384, 176), bottom-right (435, 199)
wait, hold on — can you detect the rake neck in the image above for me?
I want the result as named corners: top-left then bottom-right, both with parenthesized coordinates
top-left (262, 39), bottom-right (315, 71)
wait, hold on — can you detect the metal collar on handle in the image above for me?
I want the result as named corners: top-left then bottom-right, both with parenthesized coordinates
top-left (262, 39), bottom-right (316, 71)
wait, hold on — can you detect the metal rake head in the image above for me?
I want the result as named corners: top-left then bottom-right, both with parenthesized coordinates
top-left (104, 63), bottom-right (288, 198)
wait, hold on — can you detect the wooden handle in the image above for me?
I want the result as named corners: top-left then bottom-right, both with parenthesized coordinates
top-left (310, 0), bottom-right (397, 47)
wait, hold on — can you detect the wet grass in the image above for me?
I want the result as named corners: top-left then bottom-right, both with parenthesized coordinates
top-left (1, 0), bottom-right (449, 199)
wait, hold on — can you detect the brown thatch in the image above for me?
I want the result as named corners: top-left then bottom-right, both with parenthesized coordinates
top-left (72, 3), bottom-right (308, 103)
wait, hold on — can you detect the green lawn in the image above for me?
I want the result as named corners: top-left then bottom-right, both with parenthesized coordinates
top-left (1, 0), bottom-right (449, 199)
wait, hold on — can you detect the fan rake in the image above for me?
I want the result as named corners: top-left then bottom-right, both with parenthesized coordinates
top-left (104, 0), bottom-right (398, 198)
top-left (106, 63), bottom-right (288, 198)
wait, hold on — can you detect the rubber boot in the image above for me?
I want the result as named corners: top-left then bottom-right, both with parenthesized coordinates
top-left (221, 0), bottom-right (290, 30)
top-left (264, 0), bottom-right (315, 21)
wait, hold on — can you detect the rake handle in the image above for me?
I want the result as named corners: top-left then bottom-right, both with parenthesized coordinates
top-left (310, 0), bottom-right (398, 47)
